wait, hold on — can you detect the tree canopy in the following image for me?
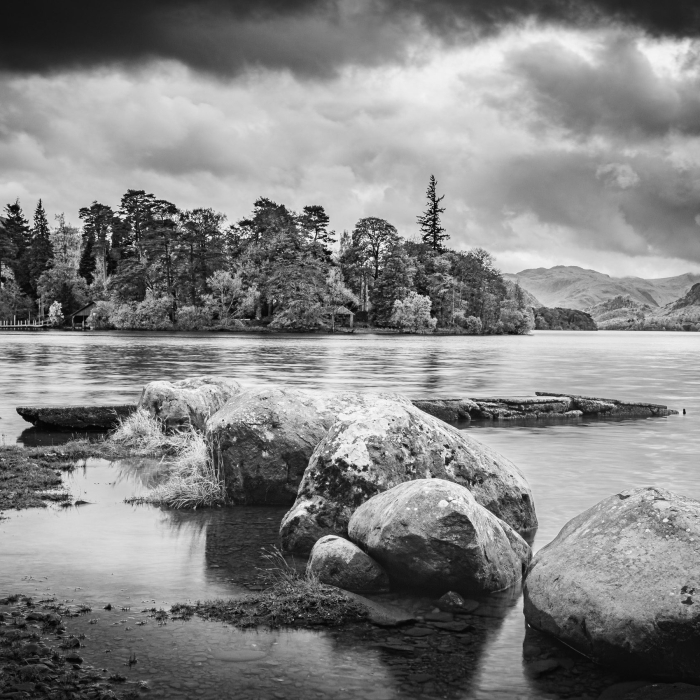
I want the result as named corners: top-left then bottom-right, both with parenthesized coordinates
top-left (0, 181), bottom-right (533, 335)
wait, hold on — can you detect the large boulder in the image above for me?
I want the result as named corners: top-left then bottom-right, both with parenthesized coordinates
top-left (306, 535), bottom-right (390, 593)
top-left (348, 479), bottom-right (531, 596)
top-left (280, 399), bottom-right (536, 552)
top-left (207, 387), bottom-right (411, 505)
top-left (524, 486), bottom-right (700, 683)
top-left (138, 376), bottom-right (242, 431)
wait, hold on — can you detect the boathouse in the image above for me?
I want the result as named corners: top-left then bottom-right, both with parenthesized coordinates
top-left (70, 301), bottom-right (97, 329)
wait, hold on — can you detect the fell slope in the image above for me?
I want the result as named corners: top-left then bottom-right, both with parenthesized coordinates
top-left (504, 266), bottom-right (700, 310)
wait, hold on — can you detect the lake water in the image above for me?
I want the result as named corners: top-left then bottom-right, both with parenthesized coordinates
top-left (1, 329), bottom-right (698, 698)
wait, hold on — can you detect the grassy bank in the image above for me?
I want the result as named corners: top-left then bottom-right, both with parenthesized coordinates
top-left (0, 447), bottom-right (73, 516)
top-left (1, 409), bottom-right (226, 515)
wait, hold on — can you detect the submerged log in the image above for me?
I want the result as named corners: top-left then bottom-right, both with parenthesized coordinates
top-left (16, 405), bottom-right (137, 430)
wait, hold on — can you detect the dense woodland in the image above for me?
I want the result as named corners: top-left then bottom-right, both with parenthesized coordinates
top-left (0, 177), bottom-right (534, 334)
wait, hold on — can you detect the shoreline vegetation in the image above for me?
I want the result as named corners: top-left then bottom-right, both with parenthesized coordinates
top-left (0, 180), bottom-right (535, 336)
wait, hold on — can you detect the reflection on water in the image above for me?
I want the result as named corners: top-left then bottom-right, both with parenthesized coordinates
top-left (2, 330), bottom-right (699, 697)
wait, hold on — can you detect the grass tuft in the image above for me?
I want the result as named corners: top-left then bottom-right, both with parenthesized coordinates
top-left (120, 428), bottom-right (226, 509)
top-left (109, 408), bottom-right (172, 454)
top-left (172, 547), bottom-right (367, 629)
top-left (144, 431), bottom-right (226, 509)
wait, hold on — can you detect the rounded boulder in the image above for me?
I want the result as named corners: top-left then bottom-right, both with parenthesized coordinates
top-left (280, 399), bottom-right (536, 552)
top-left (306, 535), bottom-right (390, 593)
top-left (207, 387), bottom-right (411, 505)
top-left (524, 486), bottom-right (700, 683)
top-left (138, 376), bottom-right (242, 431)
top-left (348, 479), bottom-right (531, 596)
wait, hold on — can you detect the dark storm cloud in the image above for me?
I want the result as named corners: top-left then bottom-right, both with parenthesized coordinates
top-left (504, 34), bottom-right (700, 138)
top-left (3, 0), bottom-right (700, 77)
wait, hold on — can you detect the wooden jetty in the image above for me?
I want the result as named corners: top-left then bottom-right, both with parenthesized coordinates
top-left (0, 318), bottom-right (49, 331)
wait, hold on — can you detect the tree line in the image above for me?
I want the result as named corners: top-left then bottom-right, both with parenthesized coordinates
top-left (0, 176), bottom-right (534, 334)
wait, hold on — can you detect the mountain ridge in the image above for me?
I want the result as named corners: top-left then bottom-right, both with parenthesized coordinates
top-left (504, 266), bottom-right (700, 310)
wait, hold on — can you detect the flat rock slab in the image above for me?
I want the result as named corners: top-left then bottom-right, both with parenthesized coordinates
top-left (413, 392), bottom-right (677, 423)
top-left (17, 405), bottom-right (137, 430)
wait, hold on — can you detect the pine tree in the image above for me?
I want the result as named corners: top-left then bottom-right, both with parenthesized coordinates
top-left (417, 175), bottom-right (448, 253)
top-left (3, 200), bottom-right (31, 294)
top-left (299, 205), bottom-right (335, 253)
top-left (28, 199), bottom-right (54, 294)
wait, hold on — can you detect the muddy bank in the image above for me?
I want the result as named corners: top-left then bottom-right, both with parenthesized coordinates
top-left (0, 594), bottom-right (149, 700)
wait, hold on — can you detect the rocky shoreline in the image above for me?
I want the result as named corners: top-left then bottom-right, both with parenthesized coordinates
top-left (6, 377), bottom-right (697, 697)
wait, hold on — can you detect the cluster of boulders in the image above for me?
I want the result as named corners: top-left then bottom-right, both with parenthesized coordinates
top-left (137, 376), bottom-right (699, 685)
top-left (138, 376), bottom-right (537, 597)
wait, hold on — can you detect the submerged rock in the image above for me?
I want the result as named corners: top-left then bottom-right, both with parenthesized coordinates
top-left (280, 399), bottom-right (537, 552)
top-left (138, 376), bottom-right (242, 431)
top-left (207, 387), bottom-right (411, 505)
top-left (348, 479), bottom-right (531, 596)
top-left (306, 535), bottom-right (389, 593)
top-left (524, 486), bottom-right (700, 683)
top-left (16, 404), bottom-right (135, 430)
top-left (437, 591), bottom-right (479, 614)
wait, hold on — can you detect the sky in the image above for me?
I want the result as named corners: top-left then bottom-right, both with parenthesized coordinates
top-left (3, 0), bottom-right (700, 277)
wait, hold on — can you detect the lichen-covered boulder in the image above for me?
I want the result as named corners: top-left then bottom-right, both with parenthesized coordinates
top-left (524, 486), bottom-right (700, 683)
top-left (280, 399), bottom-right (536, 552)
top-left (306, 535), bottom-right (390, 593)
top-left (347, 479), bottom-right (530, 596)
top-left (207, 387), bottom-right (411, 505)
top-left (137, 376), bottom-right (242, 432)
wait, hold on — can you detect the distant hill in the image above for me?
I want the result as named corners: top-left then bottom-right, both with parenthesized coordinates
top-left (504, 266), bottom-right (700, 310)
top-left (586, 296), bottom-right (653, 329)
top-left (586, 286), bottom-right (700, 331)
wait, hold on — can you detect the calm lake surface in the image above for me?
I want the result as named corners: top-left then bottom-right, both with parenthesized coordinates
top-left (1, 330), bottom-right (698, 699)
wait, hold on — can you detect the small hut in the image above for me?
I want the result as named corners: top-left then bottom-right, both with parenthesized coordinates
top-left (321, 305), bottom-right (354, 331)
top-left (70, 301), bottom-right (97, 329)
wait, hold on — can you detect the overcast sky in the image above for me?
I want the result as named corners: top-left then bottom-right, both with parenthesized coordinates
top-left (3, 0), bottom-right (700, 277)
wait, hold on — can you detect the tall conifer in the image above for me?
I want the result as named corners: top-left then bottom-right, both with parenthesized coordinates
top-left (28, 199), bottom-right (54, 293)
top-left (3, 200), bottom-right (31, 294)
top-left (417, 175), bottom-right (448, 253)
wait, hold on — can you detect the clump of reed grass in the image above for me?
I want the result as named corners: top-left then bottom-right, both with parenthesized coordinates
top-left (120, 427), bottom-right (226, 509)
top-left (182, 546), bottom-right (367, 629)
top-left (109, 408), bottom-right (173, 454)
top-left (145, 430), bottom-right (226, 509)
